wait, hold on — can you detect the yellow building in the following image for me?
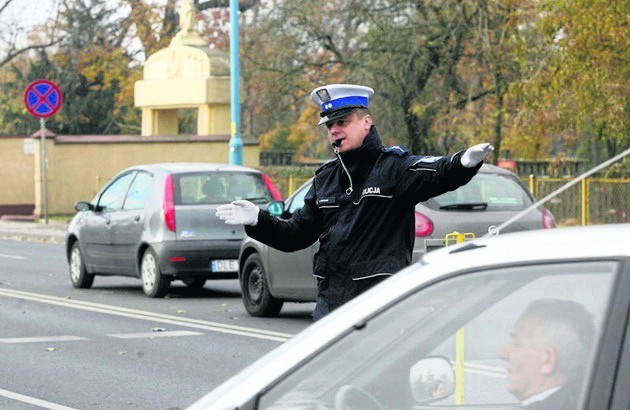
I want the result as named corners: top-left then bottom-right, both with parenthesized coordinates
top-left (134, 0), bottom-right (231, 137)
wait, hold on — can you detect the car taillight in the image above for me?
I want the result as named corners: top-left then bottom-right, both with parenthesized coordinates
top-left (415, 211), bottom-right (434, 237)
top-left (262, 173), bottom-right (283, 201)
top-left (163, 174), bottom-right (176, 232)
top-left (543, 208), bottom-right (556, 229)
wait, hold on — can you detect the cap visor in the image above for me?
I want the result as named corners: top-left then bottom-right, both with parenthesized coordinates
top-left (317, 107), bottom-right (360, 126)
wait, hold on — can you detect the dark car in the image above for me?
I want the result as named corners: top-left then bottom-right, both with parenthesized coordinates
top-left (188, 223), bottom-right (630, 410)
top-left (238, 164), bottom-right (555, 316)
top-left (65, 162), bottom-right (282, 297)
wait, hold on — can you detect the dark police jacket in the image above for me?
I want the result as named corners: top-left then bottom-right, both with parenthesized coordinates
top-left (246, 126), bottom-right (480, 311)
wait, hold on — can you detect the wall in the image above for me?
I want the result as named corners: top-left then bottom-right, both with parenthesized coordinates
top-left (0, 136), bottom-right (36, 216)
top-left (0, 133), bottom-right (259, 217)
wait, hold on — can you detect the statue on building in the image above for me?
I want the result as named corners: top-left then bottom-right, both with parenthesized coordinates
top-left (180, 0), bottom-right (197, 35)
top-left (172, 0), bottom-right (205, 47)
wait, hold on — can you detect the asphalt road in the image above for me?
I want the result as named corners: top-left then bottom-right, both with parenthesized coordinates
top-left (0, 239), bottom-right (315, 409)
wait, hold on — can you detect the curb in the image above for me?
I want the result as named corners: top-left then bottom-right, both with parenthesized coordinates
top-left (0, 221), bottom-right (67, 244)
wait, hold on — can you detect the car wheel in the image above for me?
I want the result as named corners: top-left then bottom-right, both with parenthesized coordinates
top-left (69, 242), bottom-right (95, 288)
top-left (241, 253), bottom-right (283, 317)
top-left (182, 277), bottom-right (206, 289)
top-left (140, 248), bottom-right (170, 298)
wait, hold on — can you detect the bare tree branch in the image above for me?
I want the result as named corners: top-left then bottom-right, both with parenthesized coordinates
top-left (0, 39), bottom-right (61, 68)
top-left (0, 0), bottom-right (14, 15)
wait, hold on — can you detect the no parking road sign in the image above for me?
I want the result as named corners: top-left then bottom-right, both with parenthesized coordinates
top-left (24, 79), bottom-right (63, 118)
top-left (24, 79), bottom-right (62, 225)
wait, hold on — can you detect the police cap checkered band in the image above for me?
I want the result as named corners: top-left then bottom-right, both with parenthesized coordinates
top-left (310, 84), bottom-right (374, 126)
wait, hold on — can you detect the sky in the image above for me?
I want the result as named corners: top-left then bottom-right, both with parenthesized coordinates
top-left (0, 0), bottom-right (59, 28)
top-left (0, 0), bottom-right (169, 31)
top-left (0, 0), bottom-right (169, 48)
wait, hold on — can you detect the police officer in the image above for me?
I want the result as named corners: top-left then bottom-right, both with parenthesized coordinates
top-left (217, 84), bottom-right (493, 320)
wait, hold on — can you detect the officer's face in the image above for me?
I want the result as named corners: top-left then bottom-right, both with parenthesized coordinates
top-left (326, 112), bottom-right (372, 153)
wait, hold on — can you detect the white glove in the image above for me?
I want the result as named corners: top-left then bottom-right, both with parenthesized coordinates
top-left (215, 200), bottom-right (260, 226)
top-left (460, 143), bottom-right (494, 168)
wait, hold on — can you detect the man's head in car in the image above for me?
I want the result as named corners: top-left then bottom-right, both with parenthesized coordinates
top-left (500, 299), bottom-right (595, 407)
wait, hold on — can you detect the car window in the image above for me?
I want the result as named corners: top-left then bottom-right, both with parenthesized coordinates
top-left (123, 171), bottom-right (153, 210)
top-left (287, 181), bottom-right (312, 214)
top-left (97, 172), bottom-right (135, 212)
top-left (258, 261), bottom-right (617, 409)
top-left (175, 172), bottom-right (273, 205)
top-left (424, 173), bottom-right (532, 211)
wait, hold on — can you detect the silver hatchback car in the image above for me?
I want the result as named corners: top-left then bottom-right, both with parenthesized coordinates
top-left (65, 162), bottom-right (282, 297)
top-left (238, 164), bottom-right (555, 316)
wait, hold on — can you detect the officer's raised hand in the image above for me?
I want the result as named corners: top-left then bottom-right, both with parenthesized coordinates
top-left (460, 143), bottom-right (494, 168)
top-left (216, 200), bottom-right (259, 225)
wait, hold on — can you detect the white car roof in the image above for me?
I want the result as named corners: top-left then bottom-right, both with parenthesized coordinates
top-left (423, 222), bottom-right (630, 267)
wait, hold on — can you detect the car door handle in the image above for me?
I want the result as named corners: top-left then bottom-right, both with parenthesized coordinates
top-left (134, 216), bottom-right (141, 222)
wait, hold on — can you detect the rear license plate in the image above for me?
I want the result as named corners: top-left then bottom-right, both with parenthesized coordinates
top-left (211, 259), bottom-right (239, 272)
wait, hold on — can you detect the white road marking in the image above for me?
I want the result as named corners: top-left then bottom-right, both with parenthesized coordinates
top-left (0, 335), bottom-right (87, 344)
top-left (0, 254), bottom-right (25, 260)
top-left (0, 288), bottom-right (294, 342)
top-left (109, 330), bottom-right (204, 339)
top-left (0, 388), bottom-right (76, 410)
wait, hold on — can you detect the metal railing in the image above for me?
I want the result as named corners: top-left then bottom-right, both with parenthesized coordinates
top-left (527, 176), bottom-right (629, 226)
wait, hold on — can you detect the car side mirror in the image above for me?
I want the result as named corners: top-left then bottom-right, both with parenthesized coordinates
top-left (74, 201), bottom-right (94, 212)
top-left (267, 201), bottom-right (285, 216)
top-left (409, 356), bottom-right (455, 402)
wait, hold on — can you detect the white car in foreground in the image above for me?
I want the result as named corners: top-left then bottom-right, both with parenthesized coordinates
top-left (188, 223), bottom-right (630, 410)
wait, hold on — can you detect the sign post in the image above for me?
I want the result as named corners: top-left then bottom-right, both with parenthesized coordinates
top-left (23, 79), bottom-right (63, 224)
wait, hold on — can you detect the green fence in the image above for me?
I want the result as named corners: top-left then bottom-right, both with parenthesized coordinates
top-left (273, 174), bottom-right (629, 227)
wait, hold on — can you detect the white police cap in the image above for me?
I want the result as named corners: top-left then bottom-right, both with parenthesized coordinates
top-left (310, 84), bottom-right (374, 126)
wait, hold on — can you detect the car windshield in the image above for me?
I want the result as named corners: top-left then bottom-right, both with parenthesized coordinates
top-left (423, 172), bottom-right (533, 212)
top-left (174, 172), bottom-right (273, 205)
top-left (258, 260), bottom-right (617, 409)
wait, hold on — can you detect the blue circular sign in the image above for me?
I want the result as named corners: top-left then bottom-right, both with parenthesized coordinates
top-left (24, 79), bottom-right (63, 118)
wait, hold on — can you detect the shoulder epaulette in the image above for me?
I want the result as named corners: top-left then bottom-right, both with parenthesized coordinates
top-left (382, 145), bottom-right (409, 156)
top-left (315, 158), bottom-right (337, 175)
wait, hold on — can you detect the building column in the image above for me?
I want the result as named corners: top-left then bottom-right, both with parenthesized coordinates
top-left (141, 108), bottom-right (179, 136)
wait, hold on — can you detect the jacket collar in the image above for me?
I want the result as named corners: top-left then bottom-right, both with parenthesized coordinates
top-left (338, 125), bottom-right (382, 171)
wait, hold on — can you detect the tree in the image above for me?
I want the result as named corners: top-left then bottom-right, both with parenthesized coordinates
top-left (0, 0), bottom-right (142, 135)
top-left (124, 0), bottom-right (179, 59)
top-left (0, 0), bottom-right (60, 69)
top-left (0, 0), bottom-right (62, 135)
top-left (37, 0), bottom-right (139, 134)
top-left (510, 0), bottom-right (629, 163)
top-left (441, 0), bottom-right (528, 164)
top-left (3, 0), bottom-right (624, 165)
top-left (240, 0), bottom-right (506, 156)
